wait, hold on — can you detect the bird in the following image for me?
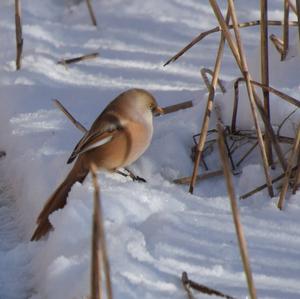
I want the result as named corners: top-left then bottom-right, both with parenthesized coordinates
top-left (31, 88), bottom-right (163, 241)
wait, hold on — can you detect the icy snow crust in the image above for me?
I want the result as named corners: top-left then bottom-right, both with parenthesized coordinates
top-left (0, 0), bottom-right (300, 298)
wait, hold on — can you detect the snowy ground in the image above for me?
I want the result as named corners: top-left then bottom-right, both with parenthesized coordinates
top-left (0, 0), bottom-right (300, 298)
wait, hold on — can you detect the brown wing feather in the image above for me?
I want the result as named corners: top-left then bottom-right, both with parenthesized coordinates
top-left (67, 113), bottom-right (123, 164)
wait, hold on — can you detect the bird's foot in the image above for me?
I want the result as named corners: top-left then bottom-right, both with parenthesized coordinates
top-left (116, 168), bottom-right (147, 183)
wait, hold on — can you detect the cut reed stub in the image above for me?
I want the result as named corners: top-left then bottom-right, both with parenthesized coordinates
top-left (57, 52), bottom-right (99, 66)
top-left (0, 151), bottom-right (6, 159)
top-left (181, 272), bottom-right (237, 299)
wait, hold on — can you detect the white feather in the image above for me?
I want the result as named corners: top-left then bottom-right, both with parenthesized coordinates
top-left (79, 135), bottom-right (113, 155)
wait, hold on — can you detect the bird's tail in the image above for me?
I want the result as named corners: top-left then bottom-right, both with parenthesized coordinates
top-left (31, 157), bottom-right (89, 241)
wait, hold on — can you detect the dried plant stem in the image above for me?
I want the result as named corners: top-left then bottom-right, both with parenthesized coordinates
top-left (200, 68), bottom-right (226, 93)
top-left (240, 166), bottom-right (298, 199)
top-left (58, 52), bottom-right (99, 65)
top-left (260, 0), bottom-right (273, 166)
top-left (277, 124), bottom-right (300, 209)
top-left (208, 13), bottom-right (287, 173)
top-left (188, 7), bottom-right (230, 194)
top-left (53, 99), bottom-right (88, 133)
top-left (235, 78), bottom-right (300, 109)
top-left (181, 272), bottom-right (236, 299)
top-left (86, 0), bottom-right (97, 26)
top-left (163, 20), bottom-right (298, 66)
top-left (210, 0), bottom-right (274, 197)
top-left (162, 100), bottom-right (193, 115)
top-left (215, 104), bottom-right (257, 299)
top-left (277, 109), bottom-right (298, 137)
top-left (15, 0), bottom-right (23, 70)
top-left (296, 0), bottom-right (300, 42)
top-left (236, 141), bottom-right (259, 167)
top-left (288, 0), bottom-right (298, 15)
top-left (231, 78), bottom-right (244, 133)
top-left (269, 34), bottom-right (284, 55)
top-left (90, 163), bottom-right (102, 299)
top-left (174, 169), bottom-right (223, 185)
top-left (292, 149), bottom-right (300, 194)
top-left (90, 163), bottom-right (113, 299)
top-left (282, 0), bottom-right (290, 61)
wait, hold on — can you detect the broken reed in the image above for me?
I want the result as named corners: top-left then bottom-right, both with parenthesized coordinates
top-left (215, 104), bottom-right (257, 299)
top-left (260, 0), bottom-right (273, 166)
top-left (181, 272), bottom-right (236, 299)
top-left (15, 0), bottom-right (23, 70)
top-left (57, 52), bottom-right (99, 66)
top-left (188, 7), bottom-right (231, 194)
top-left (86, 0), bottom-right (97, 26)
top-left (90, 163), bottom-right (113, 299)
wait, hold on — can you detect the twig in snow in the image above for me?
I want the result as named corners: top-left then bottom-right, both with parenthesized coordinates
top-left (57, 52), bottom-right (99, 66)
top-left (15, 0), bottom-right (23, 70)
top-left (0, 151), bottom-right (6, 159)
top-left (181, 272), bottom-right (236, 299)
top-left (174, 169), bottom-right (223, 185)
top-left (53, 99), bottom-right (88, 133)
top-left (86, 0), bottom-right (97, 26)
top-left (240, 166), bottom-right (298, 200)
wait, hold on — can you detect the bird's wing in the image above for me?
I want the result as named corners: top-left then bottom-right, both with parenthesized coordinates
top-left (67, 113), bottom-right (124, 164)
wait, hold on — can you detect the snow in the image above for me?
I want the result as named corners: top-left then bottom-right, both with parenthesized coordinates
top-left (0, 0), bottom-right (300, 298)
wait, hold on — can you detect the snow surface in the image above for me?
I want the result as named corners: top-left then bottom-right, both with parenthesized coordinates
top-left (0, 0), bottom-right (300, 298)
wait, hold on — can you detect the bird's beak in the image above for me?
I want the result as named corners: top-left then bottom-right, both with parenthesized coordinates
top-left (153, 106), bottom-right (164, 116)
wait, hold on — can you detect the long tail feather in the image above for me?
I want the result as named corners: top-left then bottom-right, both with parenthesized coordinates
top-left (31, 157), bottom-right (88, 241)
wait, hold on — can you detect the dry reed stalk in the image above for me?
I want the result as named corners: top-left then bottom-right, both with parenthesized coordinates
top-left (288, 0), bottom-right (298, 15)
top-left (215, 104), bottom-right (257, 299)
top-left (231, 76), bottom-right (295, 170)
top-left (282, 0), bottom-right (290, 60)
top-left (269, 34), bottom-right (284, 55)
top-left (260, 0), bottom-right (273, 166)
top-left (58, 52), bottom-right (99, 65)
top-left (163, 20), bottom-right (299, 66)
top-left (200, 68), bottom-right (226, 93)
top-left (296, 0), bottom-right (300, 42)
top-left (188, 7), bottom-right (230, 194)
top-left (181, 272), bottom-right (236, 299)
top-left (53, 99), bottom-right (88, 133)
top-left (277, 109), bottom-right (298, 137)
top-left (277, 124), bottom-right (300, 209)
top-left (234, 78), bottom-right (300, 109)
top-left (86, 0), bottom-right (97, 26)
top-left (162, 100), bottom-right (193, 114)
top-left (15, 0), bottom-right (23, 70)
top-left (240, 166), bottom-right (298, 199)
top-left (90, 163), bottom-right (113, 299)
top-left (236, 141), bottom-right (259, 167)
top-left (90, 162), bottom-right (102, 299)
top-left (231, 77), bottom-right (244, 133)
top-left (210, 0), bottom-right (274, 197)
top-left (292, 148), bottom-right (300, 194)
top-left (173, 169), bottom-right (223, 185)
